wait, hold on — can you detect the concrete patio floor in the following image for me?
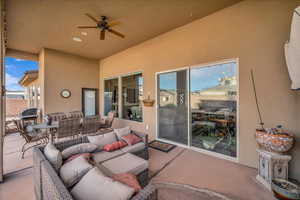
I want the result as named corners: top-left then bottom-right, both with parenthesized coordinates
top-left (3, 133), bottom-right (33, 174)
top-left (152, 149), bottom-right (274, 200)
top-left (0, 133), bottom-right (274, 200)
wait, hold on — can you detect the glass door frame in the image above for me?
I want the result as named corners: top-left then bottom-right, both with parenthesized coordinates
top-left (155, 66), bottom-right (191, 148)
top-left (82, 88), bottom-right (99, 117)
top-left (155, 67), bottom-right (190, 147)
top-left (155, 58), bottom-right (239, 163)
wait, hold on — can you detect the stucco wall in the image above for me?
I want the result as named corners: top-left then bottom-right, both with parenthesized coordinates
top-left (99, 0), bottom-right (300, 180)
top-left (40, 48), bottom-right (99, 114)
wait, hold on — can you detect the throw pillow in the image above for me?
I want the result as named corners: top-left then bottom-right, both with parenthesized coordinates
top-left (44, 142), bottom-right (63, 171)
top-left (64, 153), bottom-right (92, 164)
top-left (60, 156), bottom-right (93, 188)
top-left (87, 132), bottom-right (117, 150)
top-left (61, 143), bottom-right (97, 159)
top-left (71, 167), bottom-right (135, 200)
top-left (112, 173), bottom-right (142, 193)
top-left (114, 126), bottom-right (131, 140)
top-left (121, 134), bottom-right (142, 146)
top-left (103, 141), bottom-right (127, 152)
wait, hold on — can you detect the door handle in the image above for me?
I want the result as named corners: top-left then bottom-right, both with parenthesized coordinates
top-left (179, 93), bottom-right (184, 104)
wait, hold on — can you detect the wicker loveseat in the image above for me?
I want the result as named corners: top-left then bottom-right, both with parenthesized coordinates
top-left (33, 132), bottom-right (149, 200)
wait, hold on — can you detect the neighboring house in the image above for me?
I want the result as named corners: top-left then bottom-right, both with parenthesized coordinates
top-left (6, 90), bottom-right (25, 99)
top-left (18, 70), bottom-right (40, 108)
top-left (5, 90), bottom-right (27, 118)
top-left (5, 98), bottom-right (27, 118)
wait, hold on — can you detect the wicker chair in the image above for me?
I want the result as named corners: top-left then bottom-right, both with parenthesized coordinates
top-left (47, 112), bottom-right (67, 122)
top-left (67, 111), bottom-right (83, 119)
top-left (14, 120), bottom-right (48, 158)
top-left (56, 118), bottom-right (81, 139)
top-left (99, 111), bottom-right (116, 129)
top-left (81, 115), bottom-right (101, 135)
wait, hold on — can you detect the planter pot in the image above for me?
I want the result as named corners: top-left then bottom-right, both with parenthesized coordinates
top-left (271, 179), bottom-right (300, 200)
top-left (255, 130), bottom-right (294, 154)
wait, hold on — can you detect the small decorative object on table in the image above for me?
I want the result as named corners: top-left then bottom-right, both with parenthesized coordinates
top-left (45, 115), bottom-right (52, 126)
top-left (142, 94), bottom-right (155, 107)
top-left (271, 179), bottom-right (300, 200)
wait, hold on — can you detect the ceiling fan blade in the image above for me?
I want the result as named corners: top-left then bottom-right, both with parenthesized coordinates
top-left (100, 30), bottom-right (105, 40)
top-left (78, 26), bottom-right (98, 29)
top-left (85, 13), bottom-right (99, 23)
top-left (107, 29), bottom-right (125, 38)
top-left (108, 21), bottom-right (120, 27)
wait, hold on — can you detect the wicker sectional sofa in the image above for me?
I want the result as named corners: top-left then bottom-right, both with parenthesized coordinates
top-left (33, 131), bottom-right (150, 200)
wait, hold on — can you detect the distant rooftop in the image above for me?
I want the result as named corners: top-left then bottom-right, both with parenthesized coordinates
top-left (19, 70), bottom-right (38, 87)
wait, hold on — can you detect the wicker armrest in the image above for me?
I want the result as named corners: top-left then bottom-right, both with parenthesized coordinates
top-left (131, 184), bottom-right (156, 200)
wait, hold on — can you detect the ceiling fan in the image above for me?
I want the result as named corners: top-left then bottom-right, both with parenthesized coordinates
top-left (78, 14), bottom-right (125, 40)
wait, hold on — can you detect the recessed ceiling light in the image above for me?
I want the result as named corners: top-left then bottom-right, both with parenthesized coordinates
top-left (81, 32), bottom-right (88, 36)
top-left (72, 37), bottom-right (82, 42)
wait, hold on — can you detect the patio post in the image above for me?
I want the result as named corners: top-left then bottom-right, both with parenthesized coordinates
top-left (0, 0), bottom-right (6, 183)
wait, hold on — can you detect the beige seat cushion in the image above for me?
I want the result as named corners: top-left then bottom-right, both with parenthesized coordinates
top-left (93, 150), bottom-right (124, 163)
top-left (71, 167), bottom-right (135, 200)
top-left (44, 143), bottom-right (62, 171)
top-left (102, 153), bottom-right (148, 175)
top-left (114, 127), bottom-right (131, 140)
top-left (87, 132), bottom-right (117, 150)
top-left (61, 143), bottom-right (98, 159)
top-left (121, 142), bottom-right (145, 154)
top-left (60, 156), bottom-right (93, 188)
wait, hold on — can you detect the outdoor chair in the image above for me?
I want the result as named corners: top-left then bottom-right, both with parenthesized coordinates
top-left (56, 118), bottom-right (81, 139)
top-left (81, 115), bottom-right (101, 135)
top-left (67, 111), bottom-right (84, 119)
top-left (99, 111), bottom-right (116, 129)
top-left (47, 112), bottom-right (67, 122)
top-left (14, 119), bottom-right (48, 159)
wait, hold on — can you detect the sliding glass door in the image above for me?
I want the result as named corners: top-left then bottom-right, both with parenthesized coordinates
top-left (157, 70), bottom-right (188, 145)
top-left (156, 60), bottom-right (238, 159)
top-left (190, 62), bottom-right (237, 158)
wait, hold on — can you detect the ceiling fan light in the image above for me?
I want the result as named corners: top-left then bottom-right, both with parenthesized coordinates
top-left (72, 37), bottom-right (82, 42)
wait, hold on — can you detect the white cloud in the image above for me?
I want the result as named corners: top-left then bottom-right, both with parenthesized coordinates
top-left (6, 73), bottom-right (19, 85)
top-left (5, 73), bottom-right (23, 91)
top-left (15, 58), bottom-right (24, 62)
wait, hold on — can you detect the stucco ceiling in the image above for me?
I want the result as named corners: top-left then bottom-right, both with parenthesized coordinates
top-left (7, 0), bottom-right (241, 59)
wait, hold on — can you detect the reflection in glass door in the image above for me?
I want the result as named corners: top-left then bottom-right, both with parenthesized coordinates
top-left (82, 88), bottom-right (98, 116)
top-left (190, 62), bottom-right (237, 157)
top-left (157, 70), bottom-right (188, 145)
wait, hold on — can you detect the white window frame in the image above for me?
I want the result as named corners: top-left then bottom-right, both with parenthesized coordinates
top-left (102, 71), bottom-right (144, 123)
top-left (103, 77), bottom-right (119, 117)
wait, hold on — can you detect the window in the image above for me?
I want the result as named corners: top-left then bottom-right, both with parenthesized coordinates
top-left (104, 78), bottom-right (119, 117)
top-left (122, 73), bottom-right (143, 122)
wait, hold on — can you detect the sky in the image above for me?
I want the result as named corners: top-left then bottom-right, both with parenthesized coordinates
top-left (5, 57), bottom-right (39, 91)
top-left (159, 62), bottom-right (237, 92)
